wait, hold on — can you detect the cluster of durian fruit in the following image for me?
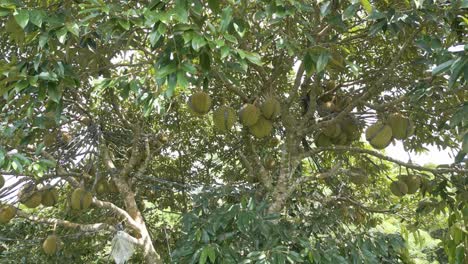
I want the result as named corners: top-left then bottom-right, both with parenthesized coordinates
top-left (0, 179), bottom-right (98, 226)
top-left (390, 174), bottom-right (421, 197)
top-left (365, 113), bottom-right (414, 149)
top-left (345, 168), bottom-right (423, 198)
top-left (188, 91), bottom-right (281, 138)
top-left (315, 114), bottom-right (362, 147)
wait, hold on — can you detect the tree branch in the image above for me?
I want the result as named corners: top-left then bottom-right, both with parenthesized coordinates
top-left (303, 146), bottom-right (468, 175)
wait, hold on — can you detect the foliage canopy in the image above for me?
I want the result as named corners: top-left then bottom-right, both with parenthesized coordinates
top-left (0, 0), bottom-right (467, 263)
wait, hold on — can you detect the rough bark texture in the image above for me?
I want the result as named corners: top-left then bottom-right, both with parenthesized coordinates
top-left (101, 129), bottom-right (163, 264)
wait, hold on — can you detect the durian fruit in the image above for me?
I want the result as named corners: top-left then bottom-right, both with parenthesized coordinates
top-left (340, 115), bottom-right (361, 142)
top-left (0, 204), bottom-right (16, 224)
top-left (239, 104), bottom-right (260, 126)
top-left (157, 133), bottom-right (169, 144)
top-left (43, 133), bottom-right (56, 147)
top-left (61, 132), bottom-right (72, 144)
top-left (349, 169), bottom-right (368, 185)
top-left (70, 188), bottom-right (93, 210)
top-left (319, 101), bottom-right (337, 114)
top-left (213, 106), bottom-right (236, 132)
top-left (322, 123), bottom-right (341, 138)
top-left (18, 183), bottom-right (42, 208)
top-left (95, 179), bottom-right (109, 195)
top-left (399, 174), bottom-right (421, 194)
top-left (43, 112), bottom-right (57, 129)
top-left (269, 137), bottom-right (281, 147)
top-left (315, 133), bottom-right (333, 147)
top-left (188, 91), bottom-right (212, 114)
top-left (41, 187), bottom-right (59, 207)
top-left (331, 132), bottom-right (348, 146)
top-left (0, 174), bottom-right (4, 189)
top-left (354, 210), bottom-right (366, 224)
top-left (249, 117), bottom-right (273, 138)
top-left (390, 180), bottom-right (408, 197)
top-left (388, 113), bottom-right (414, 140)
top-left (261, 97), bottom-right (281, 120)
top-left (42, 235), bottom-right (62, 255)
top-left (365, 122), bottom-right (393, 149)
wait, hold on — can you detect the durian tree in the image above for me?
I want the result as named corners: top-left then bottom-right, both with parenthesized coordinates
top-left (0, 0), bottom-right (467, 263)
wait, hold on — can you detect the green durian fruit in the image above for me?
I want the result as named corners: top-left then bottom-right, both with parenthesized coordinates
top-left (365, 122), bottom-right (393, 149)
top-left (213, 106), bottom-right (236, 132)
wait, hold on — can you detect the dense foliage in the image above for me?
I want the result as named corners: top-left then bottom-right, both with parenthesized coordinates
top-left (0, 0), bottom-right (467, 263)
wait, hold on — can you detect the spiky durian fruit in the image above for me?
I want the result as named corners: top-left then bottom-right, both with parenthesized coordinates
top-left (388, 113), bottom-right (414, 140)
top-left (0, 174), bottom-right (4, 189)
top-left (18, 184), bottom-right (42, 208)
top-left (41, 187), bottom-right (59, 207)
top-left (43, 133), bottom-right (56, 147)
top-left (322, 123), bottom-right (342, 138)
top-left (365, 122), bottom-right (393, 149)
top-left (340, 115), bottom-right (361, 142)
top-left (249, 117), bottom-right (273, 138)
top-left (315, 133), bottom-right (333, 147)
top-left (0, 204), bottom-right (16, 224)
top-left (213, 106), bottom-right (236, 132)
top-left (331, 132), bottom-right (348, 146)
top-left (239, 104), bottom-right (260, 127)
top-left (95, 179), bottom-right (109, 195)
top-left (349, 169), bottom-right (368, 185)
top-left (42, 235), bottom-right (62, 255)
top-left (399, 174), bottom-right (421, 194)
top-left (188, 91), bottom-right (212, 114)
top-left (261, 97), bottom-right (281, 120)
top-left (71, 188), bottom-right (93, 210)
top-left (390, 180), bottom-right (408, 197)
top-left (319, 101), bottom-right (337, 114)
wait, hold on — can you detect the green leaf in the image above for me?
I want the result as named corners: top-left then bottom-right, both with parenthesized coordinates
top-left (346, 60), bottom-right (360, 76)
top-left (207, 246), bottom-right (216, 263)
top-left (55, 27), bottom-right (68, 44)
top-left (220, 46), bottom-right (230, 59)
top-left (208, 0), bottom-right (220, 13)
top-left (118, 19), bottom-right (130, 30)
top-left (149, 30), bottom-right (162, 47)
top-left (199, 246), bottom-right (208, 264)
top-left (175, 0), bottom-right (188, 23)
top-left (66, 21), bottom-right (80, 37)
top-left (14, 9), bottom-right (29, 29)
top-left (316, 52), bottom-right (330, 73)
top-left (48, 83), bottom-right (62, 103)
top-left (360, 0), bottom-right (372, 13)
top-left (343, 4), bottom-right (359, 20)
top-left (320, 1), bottom-right (331, 17)
top-left (220, 6), bottom-right (233, 32)
top-left (200, 52), bottom-right (211, 71)
top-left (462, 133), bottom-right (468, 154)
top-left (448, 57), bottom-right (467, 88)
top-left (29, 10), bottom-right (44, 27)
top-left (237, 50), bottom-right (262, 66)
top-left (432, 59), bottom-right (455, 76)
top-left (176, 71), bottom-right (189, 88)
top-left (39, 33), bottom-right (48, 48)
top-left (156, 63), bottom-right (177, 79)
top-left (0, 149), bottom-right (5, 167)
top-left (192, 34), bottom-right (207, 51)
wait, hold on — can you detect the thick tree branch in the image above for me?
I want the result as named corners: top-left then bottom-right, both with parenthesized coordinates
top-left (303, 146), bottom-right (468, 175)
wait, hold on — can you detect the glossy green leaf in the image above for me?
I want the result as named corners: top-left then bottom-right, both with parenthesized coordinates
top-left (14, 9), bottom-right (29, 29)
top-left (66, 21), bottom-right (80, 36)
